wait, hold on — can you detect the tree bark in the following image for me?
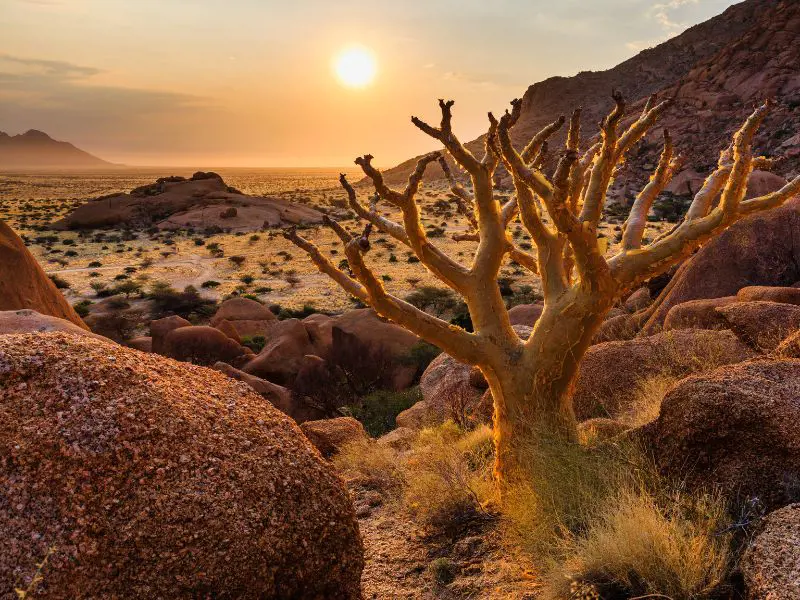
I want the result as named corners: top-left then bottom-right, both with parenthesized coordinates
top-left (488, 288), bottom-right (614, 485)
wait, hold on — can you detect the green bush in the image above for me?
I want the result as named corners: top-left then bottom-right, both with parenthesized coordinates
top-left (241, 335), bottom-right (266, 353)
top-left (344, 387), bottom-right (422, 437)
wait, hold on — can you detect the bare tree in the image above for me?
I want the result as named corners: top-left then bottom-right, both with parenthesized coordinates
top-left (286, 95), bottom-right (800, 483)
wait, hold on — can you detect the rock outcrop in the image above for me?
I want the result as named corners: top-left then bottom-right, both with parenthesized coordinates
top-left (300, 417), bottom-right (369, 458)
top-left (717, 301), bottom-right (800, 351)
top-left (572, 329), bottom-right (754, 420)
top-left (643, 199), bottom-right (800, 332)
top-left (0, 309), bottom-right (102, 339)
top-left (0, 220), bottom-right (88, 329)
top-left (52, 172), bottom-right (324, 232)
top-left (647, 359), bottom-right (800, 511)
top-left (0, 333), bottom-right (363, 598)
top-left (742, 503), bottom-right (800, 600)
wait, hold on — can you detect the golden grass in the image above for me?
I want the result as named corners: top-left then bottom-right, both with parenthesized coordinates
top-left (547, 488), bottom-right (731, 599)
top-left (619, 374), bottom-right (679, 428)
top-left (503, 435), bottom-right (733, 599)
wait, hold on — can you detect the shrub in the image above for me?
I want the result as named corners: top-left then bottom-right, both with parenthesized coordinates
top-left (147, 281), bottom-right (216, 320)
top-left (402, 423), bottom-right (495, 531)
top-left (48, 274), bottom-right (70, 289)
top-left (241, 335), bottom-right (266, 354)
top-left (201, 280), bottom-right (220, 289)
top-left (404, 286), bottom-right (457, 317)
top-left (429, 558), bottom-right (457, 585)
top-left (619, 374), bottom-right (678, 428)
top-left (503, 436), bottom-right (733, 600)
top-left (399, 341), bottom-right (442, 376)
top-left (73, 300), bottom-right (93, 318)
top-left (545, 489), bottom-right (731, 599)
top-left (344, 387), bottom-right (422, 437)
top-left (334, 439), bottom-right (405, 495)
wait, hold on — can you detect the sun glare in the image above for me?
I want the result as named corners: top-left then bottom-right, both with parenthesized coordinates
top-left (334, 46), bottom-right (377, 88)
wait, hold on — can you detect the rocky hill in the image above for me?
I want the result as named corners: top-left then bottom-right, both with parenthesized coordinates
top-left (380, 0), bottom-right (799, 194)
top-left (51, 171), bottom-right (324, 231)
top-left (0, 129), bottom-right (114, 169)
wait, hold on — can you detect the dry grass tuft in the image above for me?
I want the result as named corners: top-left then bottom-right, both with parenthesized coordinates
top-left (619, 374), bottom-right (679, 428)
top-left (335, 422), bottom-right (495, 531)
top-left (334, 439), bottom-right (405, 495)
top-left (503, 435), bottom-right (732, 599)
top-left (546, 488), bottom-right (732, 599)
top-left (403, 423), bottom-right (496, 529)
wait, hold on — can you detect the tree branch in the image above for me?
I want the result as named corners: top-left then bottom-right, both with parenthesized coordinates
top-left (621, 129), bottom-right (679, 250)
top-left (342, 225), bottom-right (487, 364)
top-left (411, 99), bottom-right (483, 175)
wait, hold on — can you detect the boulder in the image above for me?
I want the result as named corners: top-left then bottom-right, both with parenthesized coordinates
top-left (573, 329), bottom-right (755, 420)
top-left (643, 198), bottom-right (800, 332)
top-left (127, 336), bottom-right (152, 352)
top-left (417, 352), bottom-right (488, 428)
top-left (396, 400), bottom-right (438, 430)
top-left (508, 303), bottom-right (544, 327)
top-left (162, 325), bottom-right (253, 367)
top-left (647, 359), bottom-right (800, 511)
top-left (300, 417), bottom-right (369, 458)
top-left (0, 332), bottom-right (363, 598)
top-left (213, 318), bottom-right (243, 344)
top-left (624, 287), bottom-right (651, 313)
top-left (303, 313), bottom-right (335, 358)
top-left (593, 313), bottom-right (640, 343)
top-left (717, 301), bottom-right (800, 350)
top-left (243, 319), bottom-right (315, 385)
top-left (742, 503), bottom-right (800, 600)
top-left (51, 172), bottom-right (325, 232)
top-left (663, 296), bottom-right (738, 330)
top-left (211, 298), bottom-right (276, 326)
top-left (331, 309), bottom-right (420, 391)
top-left (0, 220), bottom-right (88, 329)
top-left (0, 309), bottom-right (103, 339)
top-left (150, 315), bottom-right (191, 355)
top-left (212, 361), bottom-right (323, 423)
top-left (737, 285), bottom-right (800, 306)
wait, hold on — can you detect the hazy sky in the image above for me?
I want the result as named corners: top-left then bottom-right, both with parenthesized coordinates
top-left (0, 0), bottom-right (739, 167)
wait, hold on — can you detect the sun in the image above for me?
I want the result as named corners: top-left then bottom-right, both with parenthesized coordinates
top-left (334, 46), bottom-right (377, 88)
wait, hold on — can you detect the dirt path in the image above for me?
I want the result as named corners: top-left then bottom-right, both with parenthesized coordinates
top-left (352, 487), bottom-right (541, 599)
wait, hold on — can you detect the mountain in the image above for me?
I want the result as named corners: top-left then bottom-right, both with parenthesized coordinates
top-left (0, 130), bottom-right (114, 169)
top-left (380, 0), bottom-right (800, 193)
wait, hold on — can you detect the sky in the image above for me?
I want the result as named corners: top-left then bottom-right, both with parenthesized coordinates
top-left (0, 0), bottom-right (740, 167)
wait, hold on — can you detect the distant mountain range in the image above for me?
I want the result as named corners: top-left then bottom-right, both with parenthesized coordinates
top-left (0, 130), bottom-right (114, 169)
top-left (382, 0), bottom-right (800, 192)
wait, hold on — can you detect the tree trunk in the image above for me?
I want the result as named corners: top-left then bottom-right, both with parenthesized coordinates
top-left (489, 289), bottom-right (614, 486)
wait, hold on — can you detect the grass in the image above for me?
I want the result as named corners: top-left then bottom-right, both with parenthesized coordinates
top-left (618, 374), bottom-right (679, 428)
top-left (335, 421), bottom-right (495, 530)
top-left (503, 434), bottom-right (733, 600)
top-left (547, 488), bottom-right (732, 599)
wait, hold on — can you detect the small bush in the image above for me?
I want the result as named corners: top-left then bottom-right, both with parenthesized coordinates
top-left (241, 335), bottom-right (266, 354)
top-left (405, 286), bottom-right (457, 317)
top-left (399, 341), bottom-right (442, 376)
top-left (201, 280), bottom-right (220, 289)
top-left (503, 435), bottom-right (733, 600)
top-left (545, 489), bottom-right (731, 599)
top-left (429, 558), bottom-right (457, 585)
top-left (402, 423), bottom-right (495, 531)
top-left (619, 374), bottom-right (678, 428)
top-left (345, 387), bottom-right (422, 437)
top-left (334, 439), bottom-right (405, 494)
top-left (48, 274), bottom-right (70, 289)
top-left (73, 299), bottom-right (93, 318)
